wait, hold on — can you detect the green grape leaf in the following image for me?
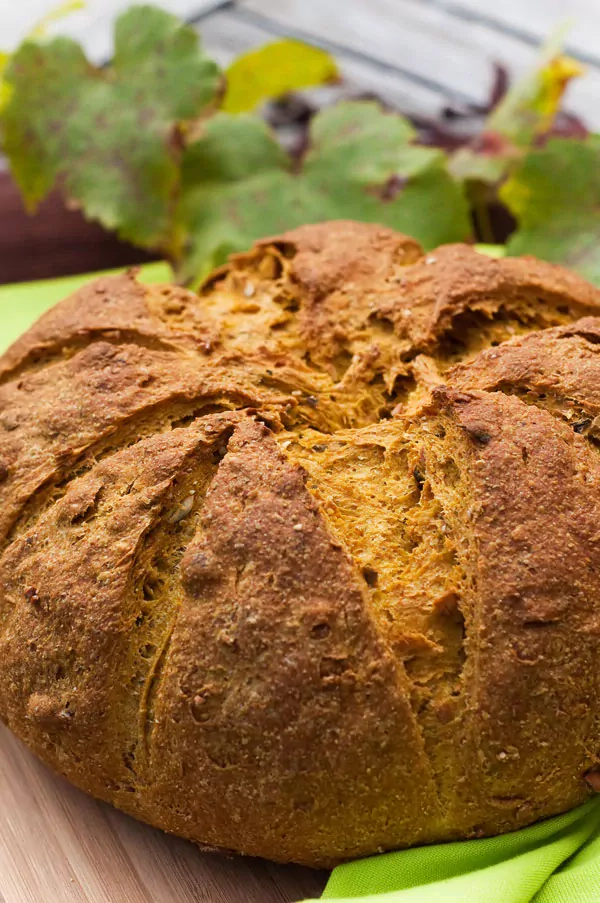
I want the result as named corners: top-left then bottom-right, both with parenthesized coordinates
top-left (223, 38), bottom-right (338, 113)
top-left (502, 136), bottom-right (600, 284)
top-left (304, 100), bottom-right (442, 179)
top-left (178, 102), bottom-right (470, 282)
top-left (2, 4), bottom-right (220, 248)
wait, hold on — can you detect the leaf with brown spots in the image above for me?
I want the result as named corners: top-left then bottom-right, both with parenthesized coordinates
top-left (2, 4), bottom-right (220, 250)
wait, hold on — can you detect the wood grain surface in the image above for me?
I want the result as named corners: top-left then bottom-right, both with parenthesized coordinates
top-left (0, 724), bottom-right (327, 903)
top-left (0, 172), bottom-right (155, 285)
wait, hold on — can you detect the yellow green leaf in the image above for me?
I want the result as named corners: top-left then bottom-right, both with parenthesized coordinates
top-left (448, 26), bottom-right (584, 187)
top-left (487, 27), bottom-right (584, 147)
top-left (28, 0), bottom-right (86, 39)
top-left (223, 38), bottom-right (338, 114)
top-left (0, 51), bottom-right (12, 113)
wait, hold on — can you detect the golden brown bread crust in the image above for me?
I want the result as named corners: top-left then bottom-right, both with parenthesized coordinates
top-left (3, 221), bottom-right (600, 865)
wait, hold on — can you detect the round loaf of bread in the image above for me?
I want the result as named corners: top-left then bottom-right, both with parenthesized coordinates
top-left (2, 221), bottom-right (600, 867)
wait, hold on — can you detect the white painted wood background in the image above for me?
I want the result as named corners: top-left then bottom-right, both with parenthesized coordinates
top-left (1, 2), bottom-right (600, 902)
top-left (2, 0), bottom-right (600, 125)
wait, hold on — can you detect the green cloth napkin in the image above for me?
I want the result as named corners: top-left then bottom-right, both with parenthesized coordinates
top-left (0, 261), bottom-right (171, 351)
top-left (307, 798), bottom-right (600, 902)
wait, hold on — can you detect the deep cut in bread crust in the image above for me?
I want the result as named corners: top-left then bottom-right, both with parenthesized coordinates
top-left (2, 221), bottom-right (600, 866)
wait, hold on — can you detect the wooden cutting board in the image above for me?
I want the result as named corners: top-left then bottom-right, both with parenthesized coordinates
top-left (0, 724), bottom-right (328, 902)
